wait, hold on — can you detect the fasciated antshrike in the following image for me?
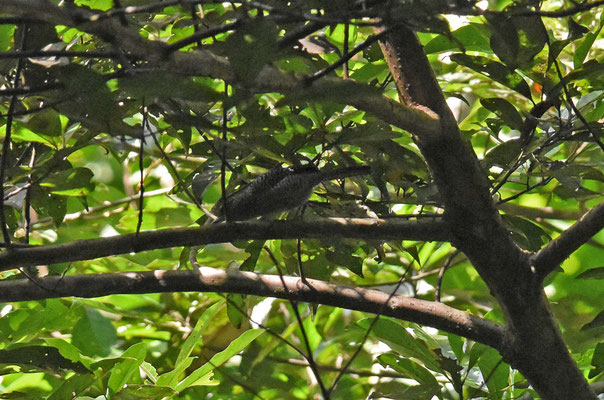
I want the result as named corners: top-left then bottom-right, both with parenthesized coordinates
top-left (214, 164), bottom-right (370, 222)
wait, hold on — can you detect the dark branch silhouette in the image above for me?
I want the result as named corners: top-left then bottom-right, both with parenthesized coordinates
top-left (0, 219), bottom-right (451, 271)
top-left (533, 201), bottom-right (604, 279)
top-left (0, 268), bottom-right (505, 350)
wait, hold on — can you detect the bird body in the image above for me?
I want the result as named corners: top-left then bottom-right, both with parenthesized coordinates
top-left (216, 164), bottom-right (370, 222)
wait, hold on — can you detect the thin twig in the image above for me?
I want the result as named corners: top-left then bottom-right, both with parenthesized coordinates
top-left (264, 246), bottom-right (330, 399)
top-left (277, 21), bottom-right (326, 49)
top-left (199, 130), bottom-right (236, 172)
top-left (469, 358), bottom-right (505, 399)
top-left (220, 85), bottom-right (229, 220)
top-left (471, 0), bottom-right (604, 18)
top-left (297, 238), bottom-right (307, 283)
top-left (498, 177), bottom-right (553, 204)
top-left (267, 356), bottom-right (411, 378)
top-left (190, 245), bottom-right (320, 399)
top-left (0, 84), bottom-right (63, 96)
top-left (148, 127), bottom-right (208, 214)
top-left (436, 249), bottom-right (461, 302)
top-left (0, 16), bottom-right (45, 24)
top-left (190, 248), bottom-right (309, 356)
top-left (24, 146), bottom-right (36, 243)
top-left (328, 261), bottom-right (413, 394)
top-left (343, 23), bottom-right (350, 79)
top-left (136, 102), bottom-right (148, 235)
top-left (552, 57), bottom-right (604, 151)
top-left (190, 3), bottom-right (205, 48)
top-left (164, 20), bottom-right (241, 53)
top-left (0, 25), bottom-right (28, 247)
top-left (197, 353), bottom-right (269, 400)
top-left (304, 28), bottom-right (391, 84)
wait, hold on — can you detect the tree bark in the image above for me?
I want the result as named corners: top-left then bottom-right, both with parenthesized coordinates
top-left (375, 24), bottom-right (596, 399)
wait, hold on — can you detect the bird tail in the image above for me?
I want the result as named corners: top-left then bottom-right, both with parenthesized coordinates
top-left (319, 165), bottom-right (371, 181)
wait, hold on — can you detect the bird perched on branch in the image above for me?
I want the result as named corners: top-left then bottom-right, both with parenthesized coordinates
top-left (213, 164), bottom-right (370, 222)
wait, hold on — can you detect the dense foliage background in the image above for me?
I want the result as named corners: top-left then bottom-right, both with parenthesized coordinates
top-left (0, 0), bottom-right (603, 399)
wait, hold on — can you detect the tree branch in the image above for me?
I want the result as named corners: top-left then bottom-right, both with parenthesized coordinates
top-left (0, 268), bottom-right (505, 350)
top-left (0, 0), bottom-right (441, 140)
top-left (498, 203), bottom-right (584, 221)
top-left (0, 50), bottom-right (124, 59)
top-left (533, 201), bottom-right (604, 279)
top-left (375, 22), bottom-right (597, 399)
top-left (0, 218), bottom-right (450, 271)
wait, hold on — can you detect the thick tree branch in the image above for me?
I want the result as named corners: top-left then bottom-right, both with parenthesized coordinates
top-left (376, 22), bottom-right (597, 400)
top-left (0, 268), bottom-right (505, 350)
top-left (0, 219), bottom-right (450, 271)
top-left (533, 201), bottom-right (604, 279)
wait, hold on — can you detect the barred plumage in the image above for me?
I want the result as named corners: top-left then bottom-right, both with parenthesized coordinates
top-left (215, 164), bottom-right (370, 222)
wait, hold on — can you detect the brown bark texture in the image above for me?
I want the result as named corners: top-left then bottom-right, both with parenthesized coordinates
top-left (375, 23), bottom-right (596, 399)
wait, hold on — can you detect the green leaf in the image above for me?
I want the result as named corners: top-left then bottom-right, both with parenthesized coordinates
top-left (450, 54), bottom-right (532, 98)
top-left (325, 249), bottom-right (364, 277)
top-left (447, 334), bottom-right (465, 362)
top-left (480, 98), bottom-right (525, 131)
top-left (574, 24), bottom-right (603, 68)
top-left (0, 345), bottom-right (87, 372)
top-left (564, 59), bottom-right (604, 85)
top-left (568, 18), bottom-right (591, 41)
top-left (55, 64), bottom-right (131, 135)
top-left (118, 384), bottom-right (178, 398)
top-left (301, 313), bottom-right (322, 351)
top-left (549, 164), bottom-right (604, 183)
top-left (41, 167), bottom-right (95, 197)
top-left (225, 19), bottom-right (280, 82)
top-left (11, 299), bottom-right (79, 341)
top-left (155, 301), bottom-right (224, 387)
top-left (377, 353), bottom-right (440, 389)
top-left (487, 12), bottom-right (547, 68)
top-left (501, 215), bottom-right (550, 251)
top-left (576, 267), bottom-right (604, 280)
top-left (108, 342), bottom-right (147, 393)
top-left (226, 294), bottom-right (247, 329)
top-left (0, 25), bottom-right (15, 52)
top-left (140, 361), bottom-right (159, 384)
top-left (48, 373), bottom-right (96, 400)
top-left (358, 318), bottom-right (440, 372)
top-left (176, 301), bottom-right (222, 367)
top-left (581, 310), bottom-right (604, 331)
top-left (281, 79), bottom-right (384, 109)
top-left (424, 23), bottom-right (491, 54)
top-left (473, 343), bottom-right (510, 400)
top-left (349, 62), bottom-right (390, 83)
top-left (371, 381), bottom-right (441, 399)
top-left (44, 338), bottom-right (90, 369)
top-left (335, 125), bottom-right (399, 144)
top-left (71, 307), bottom-right (117, 357)
top-left (77, 0), bottom-right (113, 11)
top-left (487, 14), bottom-right (519, 67)
top-left (548, 39), bottom-right (571, 70)
top-left (156, 357), bottom-right (195, 389)
top-left (589, 342), bottom-right (604, 378)
top-left (484, 139), bottom-right (522, 168)
top-left (19, 108), bottom-right (64, 138)
top-left (240, 240), bottom-right (265, 271)
top-left (174, 329), bottom-right (264, 391)
top-left (117, 72), bottom-right (221, 102)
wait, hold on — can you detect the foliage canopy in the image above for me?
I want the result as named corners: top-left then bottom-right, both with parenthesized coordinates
top-left (0, 0), bottom-right (603, 399)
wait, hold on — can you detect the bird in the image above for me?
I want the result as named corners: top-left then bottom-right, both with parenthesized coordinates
top-left (213, 164), bottom-right (371, 222)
